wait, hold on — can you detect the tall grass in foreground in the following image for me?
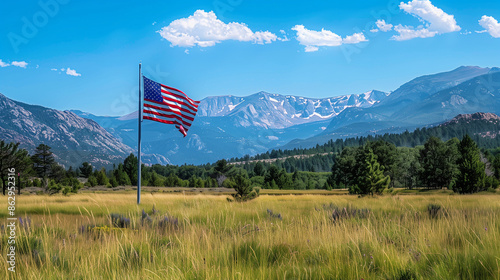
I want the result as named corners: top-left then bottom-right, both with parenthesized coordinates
top-left (0, 193), bottom-right (499, 279)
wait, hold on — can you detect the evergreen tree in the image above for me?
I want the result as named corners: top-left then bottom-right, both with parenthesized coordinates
top-left (330, 147), bottom-right (357, 188)
top-left (79, 162), bottom-right (93, 178)
top-left (454, 135), bottom-right (486, 193)
top-left (150, 171), bottom-right (163, 187)
top-left (351, 146), bottom-right (390, 195)
top-left (418, 137), bottom-right (457, 189)
top-left (253, 161), bottom-right (265, 176)
top-left (0, 141), bottom-right (32, 195)
top-left (113, 163), bottom-right (131, 186)
top-left (231, 174), bottom-right (257, 201)
top-left (212, 159), bottom-right (233, 186)
top-left (31, 144), bottom-right (55, 188)
top-left (123, 154), bottom-right (138, 185)
top-left (96, 168), bottom-right (109, 186)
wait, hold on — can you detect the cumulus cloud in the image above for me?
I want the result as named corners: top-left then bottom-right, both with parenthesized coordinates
top-left (157, 10), bottom-right (277, 48)
top-left (291, 25), bottom-right (367, 52)
top-left (478, 15), bottom-right (500, 38)
top-left (0, 60), bottom-right (28, 68)
top-left (375, 20), bottom-right (393, 32)
top-left (343, 33), bottom-right (368, 44)
top-left (64, 68), bottom-right (81, 77)
top-left (0, 59), bottom-right (9, 67)
top-left (392, 0), bottom-right (460, 41)
top-left (11, 61), bottom-right (28, 68)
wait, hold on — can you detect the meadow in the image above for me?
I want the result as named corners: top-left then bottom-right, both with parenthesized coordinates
top-left (1, 192), bottom-right (499, 279)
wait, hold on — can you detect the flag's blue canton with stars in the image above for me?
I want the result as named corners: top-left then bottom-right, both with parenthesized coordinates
top-left (143, 77), bottom-right (163, 103)
top-left (141, 75), bottom-right (200, 137)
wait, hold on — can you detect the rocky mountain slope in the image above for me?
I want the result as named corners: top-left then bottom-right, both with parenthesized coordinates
top-left (0, 93), bottom-right (134, 168)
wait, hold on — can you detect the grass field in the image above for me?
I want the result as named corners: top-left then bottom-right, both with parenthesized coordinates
top-left (1, 192), bottom-right (499, 279)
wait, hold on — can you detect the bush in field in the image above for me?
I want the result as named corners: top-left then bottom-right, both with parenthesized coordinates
top-left (62, 186), bottom-right (71, 196)
top-left (86, 175), bottom-right (98, 187)
top-left (231, 174), bottom-right (258, 202)
top-left (110, 213), bottom-right (130, 228)
top-left (427, 204), bottom-right (442, 218)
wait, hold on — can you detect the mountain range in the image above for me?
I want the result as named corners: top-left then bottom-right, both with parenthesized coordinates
top-left (70, 89), bottom-right (390, 165)
top-left (1, 66), bottom-right (499, 167)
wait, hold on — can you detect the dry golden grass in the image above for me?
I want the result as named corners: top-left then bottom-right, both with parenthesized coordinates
top-left (1, 193), bottom-right (499, 279)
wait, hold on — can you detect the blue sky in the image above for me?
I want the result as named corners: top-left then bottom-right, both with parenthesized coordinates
top-left (1, 0), bottom-right (499, 116)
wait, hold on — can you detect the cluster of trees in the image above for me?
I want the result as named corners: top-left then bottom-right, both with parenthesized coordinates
top-left (328, 135), bottom-right (500, 194)
top-left (0, 142), bottom-right (82, 195)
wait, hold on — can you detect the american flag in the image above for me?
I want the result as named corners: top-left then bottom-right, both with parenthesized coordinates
top-left (143, 76), bottom-right (200, 137)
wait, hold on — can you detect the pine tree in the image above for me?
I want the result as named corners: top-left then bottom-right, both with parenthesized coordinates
top-left (0, 141), bottom-right (32, 195)
top-left (31, 144), bottom-right (55, 188)
top-left (418, 137), bottom-right (458, 189)
top-left (96, 168), bottom-right (109, 186)
top-left (79, 162), bottom-right (93, 178)
top-left (354, 146), bottom-right (390, 195)
top-left (232, 174), bottom-right (256, 201)
top-left (454, 135), bottom-right (486, 193)
top-left (123, 154), bottom-right (138, 185)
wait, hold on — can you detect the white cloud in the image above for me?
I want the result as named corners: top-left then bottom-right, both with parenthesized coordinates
top-left (0, 60), bottom-right (28, 68)
top-left (11, 61), bottom-right (28, 68)
top-left (392, 24), bottom-right (438, 40)
top-left (291, 25), bottom-right (367, 52)
top-left (157, 10), bottom-right (277, 48)
top-left (305, 46), bottom-right (319, 52)
top-left (65, 68), bottom-right (81, 77)
top-left (0, 59), bottom-right (9, 67)
top-left (370, 29), bottom-right (379, 33)
top-left (376, 20), bottom-right (393, 32)
top-left (343, 33), bottom-right (368, 44)
top-left (400, 0), bottom-right (460, 33)
top-left (478, 15), bottom-right (500, 38)
top-left (51, 68), bottom-right (58, 71)
top-left (392, 0), bottom-right (460, 41)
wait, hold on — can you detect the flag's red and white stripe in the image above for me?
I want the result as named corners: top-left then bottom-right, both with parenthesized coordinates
top-left (143, 82), bottom-right (199, 137)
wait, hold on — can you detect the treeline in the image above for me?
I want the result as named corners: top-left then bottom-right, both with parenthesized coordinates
top-left (0, 140), bottom-right (333, 193)
top-left (327, 136), bottom-right (500, 194)
top-left (228, 118), bottom-right (500, 162)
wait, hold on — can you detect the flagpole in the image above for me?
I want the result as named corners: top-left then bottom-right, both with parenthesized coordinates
top-left (137, 62), bottom-right (142, 204)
